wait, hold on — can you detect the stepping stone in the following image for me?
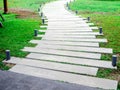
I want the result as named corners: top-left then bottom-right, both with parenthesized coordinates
top-left (41, 26), bottom-right (92, 29)
top-left (47, 20), bottom-right (87, 23)
top-left (30, 40), bottom-right (99, 47)
top-left (44, 32), bottom-right (101, 35)
top-left (47, 21), bottom-right (85, 23)
top-left (41, 23), bottom-right (92, 26)
top-left (50, 22), bottom-right (94, 26)
top-left (38, 35), bottom-right (96, 39)
top-left (46, 18), bottom-right (84, 21)
top-left (44, 24), bottom-right (90, 26)
top-left (10, 65), bottom-right (118, 90)
top-left (40, 27), bottom-right (94, 30)
top-left (46, 27), bottom-right (98, 30)
top-left (45, 26), bottom-right (97, 28)
top-left (41, 34), bottom-right (103, 37)
top-left (41, 29), bottom-right (93, 32)
top-left (46, 18), bottom-right (81, 20)
top-left (42, 38), bottom-right (107, 43)
top-left (39, 29), bottom-right (93, 32)
top-left (4, 57), bottom-right (98, 76)
top-left (35, 44), bottom-right (112, 54)
top-left (22, 47), bottom-right (101, 59)
top-left (26, 53), bottom-right (116, 69)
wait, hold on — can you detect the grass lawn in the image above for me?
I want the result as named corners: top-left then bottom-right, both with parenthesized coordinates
top-left (0, 14), bottom-right (40, 70)
top-left (70, 0), bottom-right (120, 89)
top-left (0, 0), bottom-right (53, 11)
top-left (0, 0), bottom-right (54, 70)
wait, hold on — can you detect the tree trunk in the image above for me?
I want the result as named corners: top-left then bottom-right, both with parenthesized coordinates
top-left (3, 0), bottom-right (8, 14)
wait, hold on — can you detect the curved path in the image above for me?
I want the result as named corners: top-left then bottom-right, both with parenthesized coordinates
top-left (4, 0), bottom-right (118, 90)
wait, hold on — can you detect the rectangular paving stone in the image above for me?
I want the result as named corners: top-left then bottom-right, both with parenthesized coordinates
top-left (42, 38), bottom-right (107, 43)
top-left (44, 32), bottom-right (101, 35)
top-left (46, 15), bottom-right (80, 17)
top-left (22, 47), bottom-right (101, 59)
top-left (40, 27), bottom-right (94, 30)
top-left (26, 53), bottom-right (116, 69)
top-left (47, 21), bottom-right (86, 23)
top-left (30, 40), bottom-right (99, 47)
top-left (46, 24), bottom-right (90, 26)
top-left (35, 44), bottom-right (112, 54)
top-left (41, 30), bottom-right (93, 32)
top-left (39, 29), bottom-right (93, 32)
top-left (47, 20), bottom-right (83, 22)
top-left (44, 26), bottom-right (97, 28)
top-left (4, 57), bottom-right (98, 76)
top-left (37, 35), bottom-right (96, 39)
top-left (47, 19), bottom-right (88, 22)
top-left (10, 65), bottom-right (118, 90)
top-left (46, 17), bottom-right (81, 19)
top-left (47, 18), bottom-right (84, 21)
top-left (46, 27), bottom-right (98, 30)
top-left (44, 23), bottom-right (93, 25)
top-left (38, 35), bottom-right (96, 39)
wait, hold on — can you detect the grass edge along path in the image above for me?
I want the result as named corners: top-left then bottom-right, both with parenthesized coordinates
top-left (69, 0), bottom-right (120, 89)
top-left (0, 0), bottom-right (56, 70)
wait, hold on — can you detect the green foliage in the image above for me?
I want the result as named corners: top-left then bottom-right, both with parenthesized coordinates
top-left (70, 0), bottom-right (120, 89)
top-left (0, 0), bottom-right (54, 11)
top-left (70, 0), bottom-right (120, 53)
top-left (0, 62), bottom-right (10, 70)
top-left (0, 0), bottom-right (53, 70)
top-left (0, 13), bottom-right (40, 69)
top-left (97, 69), bottom-right (112, 78)
top-left (70, 0), bottom-right (120, 13)
top-left (83, 14), bottom-right (120, 53)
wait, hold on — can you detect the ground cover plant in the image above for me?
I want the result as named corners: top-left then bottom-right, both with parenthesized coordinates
top-left (70, 0), bottom-right (120, 89)
top-left (0, 0), bottom-right (54, 70)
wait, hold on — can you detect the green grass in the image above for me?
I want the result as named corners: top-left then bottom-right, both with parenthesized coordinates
top-left (70, 0), bottom-right (120, 89)
top-left (0, 0), bottom-right (54, 11)
top-left (0, 0), bottom-right (54, 70)
top-left (0, 13), bottom-right (40, 70)
top-left (69, 0), bottom-right (120, 58)
top-left (70, 0), bottom-right (120, 13)
top-left (80, 14), bottom-right (120, 53)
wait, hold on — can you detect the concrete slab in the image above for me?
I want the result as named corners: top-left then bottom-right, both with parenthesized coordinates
top-left (41, 24), bottom-right (95, 27)
top-left (46, 22), bottom-right (94, 25)
top-left (26, 53), bottom-right (116, 69)
top-left (41, 27), bottom-right (90, 30)
top-left (47, 20), bottom-right (88, 23)
top-left (35, 44), bottom-right (112, 54)
top-left (46, 26), bottom-right (98, 29)
top-left (46, 18), bottom-right (85, 21)
top-left (47, 21), bottom-right (89, 24)
top-left (30, 40), bottom-right (99, 47)
top-left (42, 38), bottom-right (107, 43)
top-left (43, 32), bottom-right (101, 35)
top-left (10, 65), bottom-right (118, 90)
top-left (38, 35), bottom-right (96, 39)
top-left (39, 29), bottom-right (93, 32)
top-left (22, 47), bottom-right (101, 59)
top-left (41, 24), bottom-right (86, 27)
top-left (4, 57), bottom-right (98, 76)
top-left (46, 27), bottom-right (98, 30)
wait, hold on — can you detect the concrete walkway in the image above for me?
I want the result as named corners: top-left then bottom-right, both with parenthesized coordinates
top-left (3, 0), bottom-right (118, 90)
